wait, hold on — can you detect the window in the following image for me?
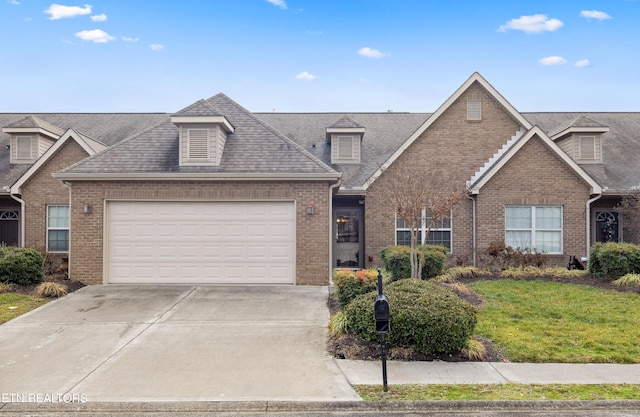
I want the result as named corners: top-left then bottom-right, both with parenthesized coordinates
top-left (395, 208), bottom-right (452, 250)
top-left (505, 206), bottom-right (562, 254)
top-left (187, 128), bottom-right (210, 160)
top-left (47, 205), bottom-right (69, 252)
top-left (579, 136), bottom-right (596, 160)
top-left (16, 136), bottom-right (33, 159)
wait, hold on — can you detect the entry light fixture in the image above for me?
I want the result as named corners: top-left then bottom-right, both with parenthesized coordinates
top-left (306, 202), bottom-right (315, 215)
top-left (83, 203), bottom-right (92, 214)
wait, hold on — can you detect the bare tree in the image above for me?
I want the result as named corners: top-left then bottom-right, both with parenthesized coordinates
top-left (376, 172), bottom-right (465, 279)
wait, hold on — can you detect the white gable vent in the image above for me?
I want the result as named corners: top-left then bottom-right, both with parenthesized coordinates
top-left (187, 128), bottom-right (210, 160)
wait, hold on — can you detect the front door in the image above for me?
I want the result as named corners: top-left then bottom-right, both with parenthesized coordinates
top-left (595, 210), bottom-right (620, 243)
top-left (0, 210), bottom-right (19, 246)
top-left (334, 207), bottom-right (363, 268)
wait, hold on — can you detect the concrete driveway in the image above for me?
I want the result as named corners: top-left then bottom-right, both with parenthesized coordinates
top-left (0, 285), bottom-right (360, 402)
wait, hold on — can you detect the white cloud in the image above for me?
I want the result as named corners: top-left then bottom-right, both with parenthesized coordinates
top-left (295, 71), bottom-right (317, 81)
top-left (538, 56), bottom-right (568, 66)
top-left (266, 0), bottom-right (286, 9)
top-left (498, 14), bottom-right (564, 33)
top-left (575, 59), bottom-right (591, 67)
top-left (8, 0), bottom-right (20, 5)
top-left (121, 36), bottom-right (139, 42)
top-left (74, 29), bottom-right (114, 43)
top-left (358, 47), bottom-right (388, 58)
top-left (45, 3), bottom-right (92, 20)
top-left (150, 44), bottom-right (164, 51)
top-left (580, 10), bottom-right (612, 20)
top-left (90, 13), bottom-right (107, 22)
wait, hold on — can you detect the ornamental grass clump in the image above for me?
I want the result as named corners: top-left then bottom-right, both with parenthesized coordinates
top-left (33, 281), bottom-right (68, 298)
top-left (344, 279), bottom-right (477, 355)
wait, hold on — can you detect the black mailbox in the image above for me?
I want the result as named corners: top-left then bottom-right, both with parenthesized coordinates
top-left (374, 294), bottom-right (390, 334)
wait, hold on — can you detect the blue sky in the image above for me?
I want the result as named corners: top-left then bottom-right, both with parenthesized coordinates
top-left (1, 0), bottom-right (638, 113)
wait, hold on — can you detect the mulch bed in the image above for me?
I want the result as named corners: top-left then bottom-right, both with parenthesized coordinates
top-left (327, 274), bottom-right (639, 363)
top-left (4, 273), bottom-right (85, 297)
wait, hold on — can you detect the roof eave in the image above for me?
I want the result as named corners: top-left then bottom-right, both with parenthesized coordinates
top-left (53, 172), bottom-right (342, 182)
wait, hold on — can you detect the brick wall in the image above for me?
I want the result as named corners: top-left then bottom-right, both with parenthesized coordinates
top-left (20, 140), bottom-right (89, 252)
top-left (68, 180), bottom-right (331, 285)
top-left (365, 81), bottom-right (522, 266)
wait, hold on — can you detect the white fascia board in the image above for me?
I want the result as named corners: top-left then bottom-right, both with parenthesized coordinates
top-left (550, 126), bottom-right (610, 140)
top-left (10, 129), bottom-right (96, 194)
top-left (2, 127), bottom-right (61, 140)
top-left (468, 126), bottom-right (602, 195)
top-left (362, 72), bottom-right (533, 190)
top-left (53, 172), bottom-right (342, 181)
top-left (326, 127), bottom-right (366, 134)
top-left (170, 116), bottom-right (235, 133)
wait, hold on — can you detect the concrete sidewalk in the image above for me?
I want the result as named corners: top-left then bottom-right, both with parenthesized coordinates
top-left (337, 360), bottom-right (640, 385)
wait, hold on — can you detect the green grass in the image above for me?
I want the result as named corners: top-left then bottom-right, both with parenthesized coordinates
top-left (470, 280), bottom-right (640, 363)
top-left (356, 384), bottom-right (640, 401)
top-left (0, 293), bottom-right (47, 324)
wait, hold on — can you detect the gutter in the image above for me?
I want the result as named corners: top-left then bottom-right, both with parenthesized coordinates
top-left (53, 172), bottom-right (342, 182)
top-left (466, 193), bottom-right (477, 267)
top-left (62, 181), bottom-right (72, 279)
top-left (328, 177), bottom-right (342, 285)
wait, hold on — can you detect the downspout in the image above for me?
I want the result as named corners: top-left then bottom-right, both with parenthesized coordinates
top-left (328, 178), bottom-right (342, 285)
top-left (585, 193), bottom-right (602, 261)
top-left (9, 193), bottom-right (25, 247)
top-left (466, 193), bottom-right (477, 267)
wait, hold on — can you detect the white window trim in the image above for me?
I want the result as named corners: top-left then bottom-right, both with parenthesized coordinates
top-left (505, 205), bottom-right (563, 254)
top-left (395, 208), bottom-right (452, 251)
top-left (46, 205), bottom-right (70, 253)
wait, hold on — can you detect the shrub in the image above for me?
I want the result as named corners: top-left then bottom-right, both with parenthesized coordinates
top-left (333, 268), bottom-right (387, 308)
top-left (33, 282), bottom-right (68, 298)
top-left (379, 245), bottom-right (447, 280)
top-left (482, 240), bottom-right (548, 271)
top-left (344, 279), bottom-right (477, 355)
top-left (0, 247), bottom-right (44, 286)
top-left (589, 242), bottom-right (640, 278)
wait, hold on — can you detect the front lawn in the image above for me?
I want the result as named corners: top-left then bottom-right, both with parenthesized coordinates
top-left (470, 280), bottom-right (640, 363)
top-left (0, 293), bottom-right (47, 324)
top-left (356, 383), bottom-right (640, 401)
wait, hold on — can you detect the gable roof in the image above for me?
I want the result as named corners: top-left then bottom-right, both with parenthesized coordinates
top-left (10, 128), bottom-right (107, 194)
top-left (547, 115), bottom-right (610, 139)
top-left (467, 126), bottom-right (602, 195)
top-left (55, 94), bottom-right (340, 181)
top-left (2, 115), bottom-right (65, 139)
top-left (361, 72), bottom-right (533, 189)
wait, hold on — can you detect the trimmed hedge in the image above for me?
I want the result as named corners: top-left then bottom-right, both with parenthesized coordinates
top-left (333, 268), bottom-right (390, 308)
top-left (589, 242), bottom-right (640, 278)
top-left (0, 247), bottom-right (44, 286)
top-left (344, 279), bottom-right (477, 355)
top-left (379, 244), bottom-right (447, 280)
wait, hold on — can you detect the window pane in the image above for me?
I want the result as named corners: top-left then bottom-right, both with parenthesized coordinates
top-left (506, 230), bottom-right (531, 249)
top-left (396, 231), bottom-right (421, 247)
top-left (536, 207), bottom-right (562, 229)
top-left (506, 207), bottom-right (531, 228)
top-left (396, 217), bottom-right (408, 228)
top-left (48, 206), bottom-right (69, 228)
top-left (536, 231), bottom-right (562, 253)
top-left (426, 231), bottom-right (451, 250)
top-left (48, 230), bottom-right (69, 252)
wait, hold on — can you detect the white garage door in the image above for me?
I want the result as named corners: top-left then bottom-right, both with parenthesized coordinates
top-left (106, 201), bottom-right (295, 284)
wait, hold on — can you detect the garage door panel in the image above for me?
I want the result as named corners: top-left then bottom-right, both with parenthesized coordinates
top-left (107, 201), bottom-right (295, 284)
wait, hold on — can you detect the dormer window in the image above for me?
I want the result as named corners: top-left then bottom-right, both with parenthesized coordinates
top-left (171, 99), bottom-right (235, 167)
top-left (548, 116), bottom-right (608, 164)
top-left (326, 117), bottom-right (365, 164)
top-left (3, 115), bottom-right (63, 164)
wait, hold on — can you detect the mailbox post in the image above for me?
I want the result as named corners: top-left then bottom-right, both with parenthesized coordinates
top-left (374, 268), bottom-right (390, 391)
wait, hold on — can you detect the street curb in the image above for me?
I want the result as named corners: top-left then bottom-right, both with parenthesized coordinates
top-left (2, 400), bottom-right (640, 414)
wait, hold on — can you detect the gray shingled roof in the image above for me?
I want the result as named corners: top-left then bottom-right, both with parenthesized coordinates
top-left (0, 113), bottom-right (170, 187)
top-left (524, 112), bottom-right (640, 192)
top-left (59, 94), bottom-right (338, 176)
top-left (172, 99), bottom-right (223, 117)
top-left (4, 115), bottom-right (65, 137)
top-left (256, 112), bottom-right (431, 189)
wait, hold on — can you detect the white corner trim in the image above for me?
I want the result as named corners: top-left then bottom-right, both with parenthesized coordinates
top-left (362, 72), bottom-right (533, 189)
